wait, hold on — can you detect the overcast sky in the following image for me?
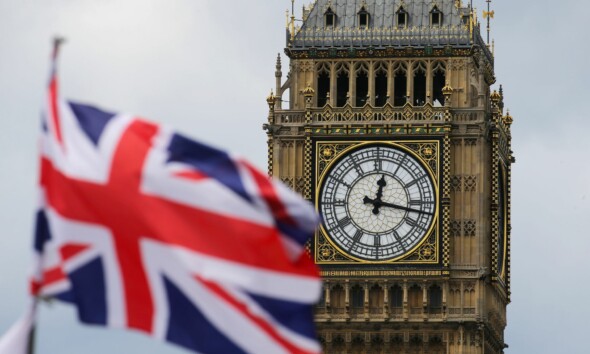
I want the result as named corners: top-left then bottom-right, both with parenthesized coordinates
top-left (0, 1), bottom-right (588, 353)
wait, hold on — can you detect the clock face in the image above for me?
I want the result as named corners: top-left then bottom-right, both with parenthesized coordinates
top-left (497, 164), bottom-right (507, 278)
top-left (319, 144), bottom-right (437, 261)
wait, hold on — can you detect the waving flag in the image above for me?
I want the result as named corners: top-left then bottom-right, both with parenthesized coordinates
top-left (1, 41), bottom-right (322, 354)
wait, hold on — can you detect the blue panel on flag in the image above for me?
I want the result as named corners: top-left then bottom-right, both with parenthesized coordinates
top-left (278, 222), bottom-right (310, 246)
top-left (33, 210), bottom-right (52, 252)
top-left (68, 257), bottom-right (108, 325)
top-left (164, 277), bottom-right (248, 354)
top-left (167, 133), bottom-right (252, 203)
top-left (69, 102), bottom-right (115, 146)
top-left (248, 292), bottom-right (317, 339)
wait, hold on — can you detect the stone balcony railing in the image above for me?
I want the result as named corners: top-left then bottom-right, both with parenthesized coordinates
top-left (315, 306), bottom-right (478, 322)
top-left (272, 106), bottom-right (485, 126)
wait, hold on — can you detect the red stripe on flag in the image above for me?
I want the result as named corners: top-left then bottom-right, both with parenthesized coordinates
top-left (60, 244), bottom-right (90, 260)
top-left (174, 170), bottom-right (209, 181)
top-left (242, 161), bottom-right (298, 228)
top-left (49, 76), bottom-right (64, 148)
top-left (30, 266), bottom-right (68, 295)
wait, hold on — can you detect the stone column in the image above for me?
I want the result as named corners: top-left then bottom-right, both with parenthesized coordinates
top-left (330, 62), bottom-right (337, 107)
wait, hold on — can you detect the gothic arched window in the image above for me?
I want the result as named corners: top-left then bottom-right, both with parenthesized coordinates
top-left (374, 62), bottom-right (388, 107)
top-left (325, 7), bottom-right (336, 28)
top-left (431, 6), bottom-right (443, 26)
top-left (355, 63), bottom-right (369, 107)
top-left (390, 284), bottom-right (403, 314)
top-left (336, 63), bottom-right (350, 107)
top-left (368, 284), bottom-right (384, 314)
top-left (408, 284), bottom-right (423, 314)
top-left (432, 61), bottom-right (446, 106)
top-left (396, 6), bottom-right (408, 28)
top-left (358, 7), bottom-right (370, 28)
top-left (317, 63), bottom-right (331, 107)
top-left (428, 284), bottom-right (443, 314)
top-left (330, 285), bottom-right (345, 314)
top-left (393, 62), bottom-right (408, 106)
top-left (351, 285), bottom-right (364, 313)
top-left (413, 62), bottom-right (427, 106)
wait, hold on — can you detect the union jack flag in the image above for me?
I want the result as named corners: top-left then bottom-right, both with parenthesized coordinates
top-left (5, 42), bottom-right (322, 354)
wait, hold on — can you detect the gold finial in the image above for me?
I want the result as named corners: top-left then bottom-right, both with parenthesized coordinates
top-left (491, 90), bottom-right (501, 103)
top-left (267, 90), bottom-right (276, 109)
top-left (503, 110), bottom-right (513, 126)
top-left (442, 84), bottom-right (453, 96)
top-left (302, 84), bottom-right (315, 98)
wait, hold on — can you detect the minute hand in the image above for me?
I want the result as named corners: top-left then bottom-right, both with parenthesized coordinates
top-left (376, 200), bottom-right (433, 215)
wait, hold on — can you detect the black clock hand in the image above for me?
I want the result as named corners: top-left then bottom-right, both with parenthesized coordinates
top-left (363, 196), bottom-right (381, 215)
top-left (375, 175), bottom-right (386, 200)
top-left (363, 197), bottom-right (433, 216)
top-left (363, 175), bottom-right (388, 215)
top-left (377, 201), bottom-right (434, 215)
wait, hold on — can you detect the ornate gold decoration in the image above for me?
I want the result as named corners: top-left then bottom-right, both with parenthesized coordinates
top-left (503, 110), bottom-right (513, 126)
top-left (304, 137), bottom-right (313, 200)
top-left (302, 84), bottom-right (315, 98)
top-left (315, 140), bottom-right (441, 265)
top-left (442, 84), bottom-right (453, 96)
top-left (266, 90), bottom-right (276, 109)
top-left (490, 90), bottom-right (501, 103)
top-left (441, 135), bottom-right (451, 268)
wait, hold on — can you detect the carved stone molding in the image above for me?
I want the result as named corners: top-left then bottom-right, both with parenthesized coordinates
top-left (451, 175), bottom-right (463, 192)
top-left (449, 220), bottom-right (477, 237)
top-left (464, 175), bottom-right (477, 192)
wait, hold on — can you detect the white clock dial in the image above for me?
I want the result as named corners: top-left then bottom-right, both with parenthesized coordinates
top-left (319, 144), bottom-right (436, 261)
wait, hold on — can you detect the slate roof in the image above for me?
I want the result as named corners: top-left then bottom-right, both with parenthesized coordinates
top-left (291, 0), bottom-right (479, 49)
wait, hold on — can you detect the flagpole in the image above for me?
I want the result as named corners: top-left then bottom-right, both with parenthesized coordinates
top-left (26, 325), bottom-right (35, 354)
top-left (23, 36), bottom-right (68, 354)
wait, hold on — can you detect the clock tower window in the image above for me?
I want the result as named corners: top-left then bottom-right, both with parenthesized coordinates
top-left (394, 63), bottom-right (408, 106)
top-left (413, 62), bottom-right (427, 106)
top-left (390, 284), bottom-right (403, 314)
top-left (430, 6), bottom-right (443, 26)
top-left (358, 7), bottom-right (370, 28)
top-left (336, 65), bottom-right (350, 107)
top-left (355, 64), bottom-right (369, 107)
top-left (374, 63), bottom-right (388, 107)
top-left (408, 285), bottom-right (423, 314)
top-left (368, 284), bottom-right (384, 314)
top-left (325, 7), bottom-right (336, 28)
top-left (317, 64), bottom-right (330, 107)
top-left (330, 284), bottom-right (345, 314)
top-left (432, 62), bottom-right (447, 106)
top-left (396, 6), bottom-right (408, 28)
top-left (350, 285), bottom-right (364, 314)
top-left (428, 284), bottom-right (443, 314)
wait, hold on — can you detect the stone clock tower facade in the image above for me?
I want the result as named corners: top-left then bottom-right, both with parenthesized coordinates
top-left (264, 1), bottom-right (514, 353)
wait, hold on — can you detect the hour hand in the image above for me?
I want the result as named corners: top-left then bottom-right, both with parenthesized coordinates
top-left (375, 175), bottom-right (386, 200)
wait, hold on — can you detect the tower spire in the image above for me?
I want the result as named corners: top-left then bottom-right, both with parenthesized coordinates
top-left (290, 0), bottom-right (296, 41)
top-left (483, 0), bottom-right (495, 45)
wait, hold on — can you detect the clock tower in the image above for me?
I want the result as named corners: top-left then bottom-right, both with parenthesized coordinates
top-left (264, 1), bottom-right (513, 353)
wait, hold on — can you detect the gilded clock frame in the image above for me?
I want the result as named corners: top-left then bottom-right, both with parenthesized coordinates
top-left (314, 139), bottom-right (442, 265)
top-left (497, 162), bottom-right (508, 281)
